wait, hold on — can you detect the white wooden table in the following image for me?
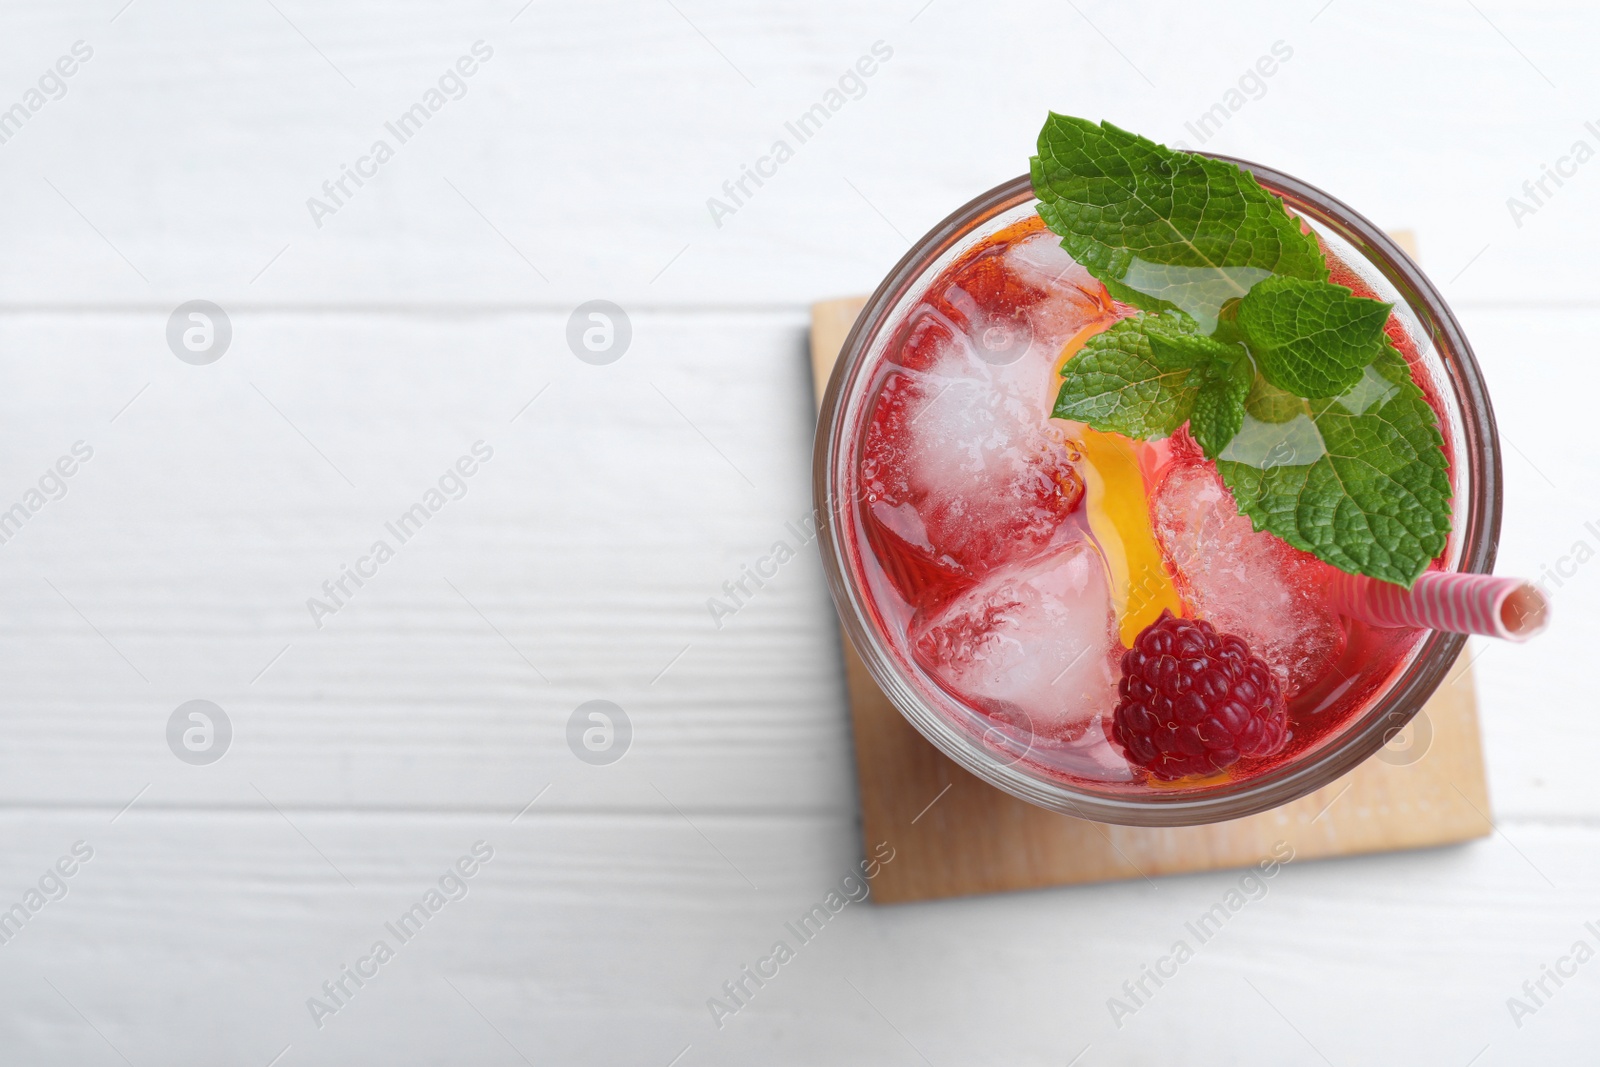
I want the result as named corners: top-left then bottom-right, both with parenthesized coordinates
top-left (0, 1), bottom-right (1594, 1063)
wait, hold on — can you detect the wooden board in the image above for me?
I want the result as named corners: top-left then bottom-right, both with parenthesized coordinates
top-left (810, 232), bottom-right (1494, 904)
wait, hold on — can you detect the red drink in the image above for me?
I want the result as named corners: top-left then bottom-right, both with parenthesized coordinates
top-left (844, 213), bottom-right (1448, 795)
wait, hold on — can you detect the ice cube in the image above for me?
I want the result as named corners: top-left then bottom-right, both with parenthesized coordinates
top-left (860, 230), bottom-right (1113, 597)
top-left (1002, 230), bottom-right (1083, 284)
top-left (1001, 232), bottom-right (1114, 349)
top-left (1150, 457), bottom-right (1346, 696)
top-left (910, 539), bottom-right (1120, 741)
top-left (862, 350), bottom-right (1083, 586)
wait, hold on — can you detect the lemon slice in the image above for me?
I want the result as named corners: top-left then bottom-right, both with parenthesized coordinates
top-left (1076, 430), bottom-right (1184, 646)
top-left (1051, 322), bottom-right (1184, 647)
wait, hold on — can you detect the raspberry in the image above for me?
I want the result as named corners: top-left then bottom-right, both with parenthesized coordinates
top-left (1110, 610), bottom-right (1288, 781)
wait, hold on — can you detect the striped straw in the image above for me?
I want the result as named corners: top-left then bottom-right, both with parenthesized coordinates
top-left (1330, 571), bottom-right (1550, 642)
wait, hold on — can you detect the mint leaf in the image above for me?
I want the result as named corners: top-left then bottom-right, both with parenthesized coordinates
top-left (1244, 373), bottom-right (1304, 424)
top-left (1236, 276), bottom-right (1393, 399)
top-left (1188, 351), bottom-right (1253, 460)
top-left (1052, 313), bottom-right (1202, 437)
top-left (1104, 262), bottom-right (1272, 334)
top-left (1030, 116), bottom-right (1327, 321)
top-left (1143, 331), bottom-right (1251, 458)
top-left (1217, 347), bottom-right (1451, 586)
top-left (1147, 331), bottom-right (1244, 372)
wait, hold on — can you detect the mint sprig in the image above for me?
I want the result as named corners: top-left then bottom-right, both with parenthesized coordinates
top-left (1034, 115), bottom-right (1453, 587)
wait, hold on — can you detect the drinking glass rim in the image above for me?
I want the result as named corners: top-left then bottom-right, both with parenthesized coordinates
top-left (812, 162), bottom-right (1503, 826)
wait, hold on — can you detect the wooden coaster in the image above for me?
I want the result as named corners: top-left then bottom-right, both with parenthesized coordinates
top-left (811, 232), bottom-right (1493, 904)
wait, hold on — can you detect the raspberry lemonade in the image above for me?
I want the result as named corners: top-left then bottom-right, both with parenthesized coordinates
top-left (817, 117), bottom-right (1499, 820)
top-left (854, 210), bottom-right (1427, 787)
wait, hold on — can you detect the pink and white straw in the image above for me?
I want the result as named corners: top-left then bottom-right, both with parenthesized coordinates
top-left (1330, 571), bottom-right (1549, 642)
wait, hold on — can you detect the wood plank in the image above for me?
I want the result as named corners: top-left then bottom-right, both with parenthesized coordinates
top-left (810, 284), bottom-right (1492, 903)
top-left (0, 2), bottom-right (1592, 306)
top-left (0, 809), bottom-right (1587, 1065)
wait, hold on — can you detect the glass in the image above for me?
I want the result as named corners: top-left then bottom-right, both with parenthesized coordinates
top-left (813, 165), bottom-right (1502, 826)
